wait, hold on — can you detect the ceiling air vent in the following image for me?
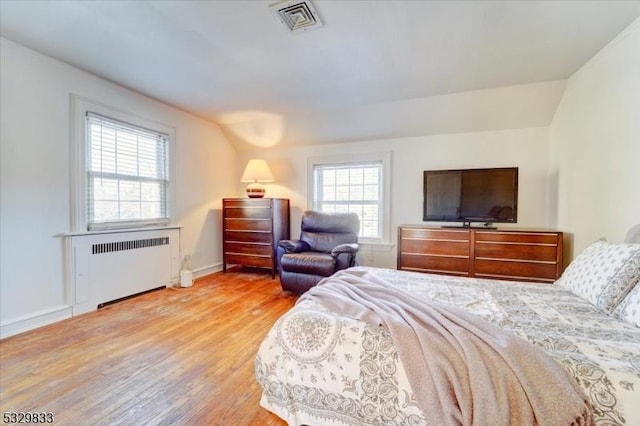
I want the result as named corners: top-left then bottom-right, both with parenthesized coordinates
top-left (270, 0), bottom-right (323, 33)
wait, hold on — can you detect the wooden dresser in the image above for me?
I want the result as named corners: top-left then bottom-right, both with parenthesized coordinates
top-left (397, 225), bottom-right (563, 283)
top-left (222, 198), bottom-right (290, 278)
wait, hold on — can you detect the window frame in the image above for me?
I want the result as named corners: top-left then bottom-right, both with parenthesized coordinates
top-left (307, 151), bottom-right (391, 244)
top-left (71, 95), bottom-right (176, 232)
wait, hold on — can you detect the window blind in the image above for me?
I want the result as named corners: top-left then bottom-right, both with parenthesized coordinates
top-left (86, 112), bottom-right (170, 230)
top-left (314, 162), bottom-right (382, 239)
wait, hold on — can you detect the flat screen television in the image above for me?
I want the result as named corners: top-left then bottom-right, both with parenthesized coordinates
top-left (423, 167), bottom-right (518, 226)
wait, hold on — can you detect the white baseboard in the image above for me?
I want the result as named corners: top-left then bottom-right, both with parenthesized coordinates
top-left (0, 305), bottom-right (73, 339)
top-left (166, 262), bottom-right (222, 288)
top-left (193, 262), bottom-right (223, 279)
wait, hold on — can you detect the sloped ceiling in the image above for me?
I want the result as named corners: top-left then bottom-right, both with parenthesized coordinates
top-left (1, 1), bottom-right (639, 150)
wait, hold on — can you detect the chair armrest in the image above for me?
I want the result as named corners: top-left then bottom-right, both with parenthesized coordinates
top-left (278, 239), bottom-right (310, 253)
top-left (331, 243), bottom-right (359, 257)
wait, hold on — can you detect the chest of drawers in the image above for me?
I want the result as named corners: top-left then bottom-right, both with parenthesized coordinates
top-left (222, 198), bottom-right (290, 278)
top-left (398, 226), bottom-right (563, 283)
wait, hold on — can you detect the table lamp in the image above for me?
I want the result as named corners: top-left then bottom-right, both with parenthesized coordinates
top-left (240, 159), bottom-right (274, 198)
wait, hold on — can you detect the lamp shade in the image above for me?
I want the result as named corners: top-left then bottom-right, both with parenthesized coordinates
top-left (241, 159), bottom-right (274, 182)
top-left (240, 159), bottom-right (274, 198)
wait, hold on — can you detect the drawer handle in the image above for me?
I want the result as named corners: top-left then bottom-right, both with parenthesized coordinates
top-left (475, 273), bottom-right (555, 283)
top-left (403, 238), bottom-right (470, 243)
top-left (476, 241), bottom-right (556, 247)
top-left (475, 257), bottom-right (556, 265)
top-left (402, 252), bottom-right (469, 259)
top-left (226, 252), bottom-right (271, 258)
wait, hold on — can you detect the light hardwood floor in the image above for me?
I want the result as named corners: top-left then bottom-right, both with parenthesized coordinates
top-left (0, 269), bottom-right (297, 425)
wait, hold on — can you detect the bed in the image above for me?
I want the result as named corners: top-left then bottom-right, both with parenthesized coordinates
top-left (255, 229), bottom-right (640, 425)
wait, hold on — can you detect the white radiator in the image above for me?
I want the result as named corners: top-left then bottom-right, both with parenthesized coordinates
top-left (66, 228), bottom-right (180, 315)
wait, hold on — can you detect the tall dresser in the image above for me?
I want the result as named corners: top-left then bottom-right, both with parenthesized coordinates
top-left (222, 198), bottom-right (290, 278)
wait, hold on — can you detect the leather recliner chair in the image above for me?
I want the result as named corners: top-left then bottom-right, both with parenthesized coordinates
top-left (277, 211), bottom-right (360, 294)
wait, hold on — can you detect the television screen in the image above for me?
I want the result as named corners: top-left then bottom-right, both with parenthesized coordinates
top-left (423, 167), bottom-right (518, 224)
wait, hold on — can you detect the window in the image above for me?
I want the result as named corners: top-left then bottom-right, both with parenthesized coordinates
top-left (86, 113), bottom-right (169, 230)
top-left (309, 152), bottom-right (391, 243)
top-left (71, 96), bottom-right (175, 232)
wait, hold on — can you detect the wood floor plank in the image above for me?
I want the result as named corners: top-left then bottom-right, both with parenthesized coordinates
top-left (0, 270), bottom-right (296, 425)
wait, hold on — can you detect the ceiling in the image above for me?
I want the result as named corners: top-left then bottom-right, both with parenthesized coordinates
top-left (2, 1), bottom-right (640, 150)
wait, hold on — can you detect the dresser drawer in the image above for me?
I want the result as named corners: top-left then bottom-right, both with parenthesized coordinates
top-left (224, 230), bottom-right (272, 244)
top-left (224, 253), bottom-right (272, 269)
top-left (400, 253), bottom-right (470, 275)
top-left (474, 259), bottom-right (558, 282)
top-left (401, 239), bottom-right (469, 256)
top-left (401, 228), bottom-right (470, 241)
top-left (475, 231), bottom-right (560, 245)
top-left (474, 242), bottom-right (558, 262)
top-left (224, 218), bottom-right (272, 232)
top-left (225, 242), bottom-right (272, 256)
top-left (223, 199), bottom-right (272, 208)
top-left (223, 206), bottom-right (273, 219)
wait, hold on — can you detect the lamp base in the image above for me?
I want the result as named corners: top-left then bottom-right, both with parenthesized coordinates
top-left (246, 182), bottom-right (266, 198)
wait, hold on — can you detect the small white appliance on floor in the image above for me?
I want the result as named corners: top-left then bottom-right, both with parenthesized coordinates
top-left (179, 254), bottom-right (193, 287)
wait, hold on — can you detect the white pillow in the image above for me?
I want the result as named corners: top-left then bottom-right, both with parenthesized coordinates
top-left (614, 282), bottom-right (640, 327)
top-left (556, 239), bottom-right (640, 312)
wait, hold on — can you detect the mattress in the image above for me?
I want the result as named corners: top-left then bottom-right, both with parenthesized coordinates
top-left (255, 266), bottom-right (640, 425)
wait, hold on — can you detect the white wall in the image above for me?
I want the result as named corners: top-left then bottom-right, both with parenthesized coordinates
top-left (241, 127), bottom-right (551, 267)
top-left (0, 38), bottom-right (239, 336)
top-left (549, 18), bottom-right (640, 256)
